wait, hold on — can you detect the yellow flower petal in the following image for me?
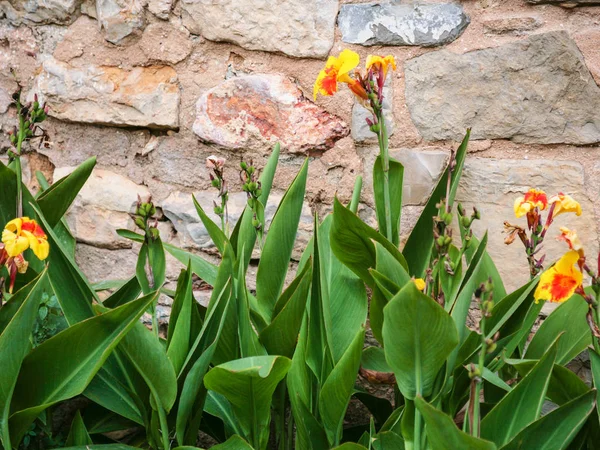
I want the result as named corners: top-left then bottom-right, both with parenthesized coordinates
top-left (414, 278), bottom-right (426, 291)
top-left (2, 229), bottom-right (29, 257)
top-left (549, 193), bottom-right (582, 217)
top-left (534, 250), bottom-right (582, 303)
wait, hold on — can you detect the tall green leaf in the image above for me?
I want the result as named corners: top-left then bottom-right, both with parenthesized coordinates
top-left (36, 157), bottom-right (96, 227)
top-left (415, 397), bottom-right (497, 450)
top-left (373, 156), bottom-right (403, 247)
top-left (0, 271), bottom-right (47, 450)
top-left (204, 356), bottom-right (292, 450)
top-left (480, 340), bottom-right (558, 447)
top-left (525, 296), bottom-right (591, 365)
top-left (330, 198), bottom-right (408, 288)
top-left (500, 390), bottom-right (595, 450)
top-left (383, 282), bottom-right (459, 399)
top-left (9, 292), bottom-right (158, 444)
top-left (65, 411), bottom-right (93, 447)
top-left (256, 158), bottom-right (308, 320)
top-left (193, 193), bottom-right (229, 255)
top-left (402, 130), bottom-right (470, 277)
top-left (167, 264), bottom-right (194, 374)
top-left (319, 327), bottom-right (366, 446)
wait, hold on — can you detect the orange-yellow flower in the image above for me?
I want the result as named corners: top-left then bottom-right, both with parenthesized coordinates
top-left (313, 49), bottom-right (360, 100)
top-left (534, 250), bottom-right (583, 303)
top-left (365, 55), bottom-right (397, 79)
top-left (558, 227), bottom-right (584, 257)
top-left (549, 193), bottom-right (582, 218)
top-left (2, 217), bottom-right (49, 260)
top-left (414, 278), bottom-right (426, 291)
top-left (514, 188), bottom-right (548, 218)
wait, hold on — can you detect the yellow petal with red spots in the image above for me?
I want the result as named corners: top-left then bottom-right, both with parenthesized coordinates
top-left (1, 217), bottom-right (49, 260)
top-left (514, 188), bottom-right (548, 218)
top-left (366, 55), bottom-right (396, 79)
top-left (313, 49), bottom-right (360, 100)
top-left (534, 250), bottom-right (583, 303)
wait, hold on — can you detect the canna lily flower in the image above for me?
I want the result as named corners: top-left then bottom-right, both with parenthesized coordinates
top-left (534, 250), bottom-right (583, 303)
top-left (414, 278), bottom-right (426, 291)
top-left (365, 55), bottom-right (397, 80)
top-left (2, 217), bottom-right (49, 260)
top-left (549, 193), bottom-right (582, 218)
top-left (313, 49), bottom-right (361, 100)
top-left (514, 188), bottom-right (548, 218)
top-left (558, 227), bottom-right (584, 257)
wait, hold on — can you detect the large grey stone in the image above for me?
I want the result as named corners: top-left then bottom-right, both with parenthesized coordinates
top-left (456, 158), bottom-right (598, 291)
top-left (0, 0), bottom-right (81, 25)
top-left (193, 74), bottom-right (348, 153)
top-left (96, 0), bottom-right (145, 44)
top-left (352, 76), bottom-right (394, 143)
top-left (162, 190), bottom-right (313, 257)
top-left (54, 167), bottom-right (151, 249)
top-left (180, 0), bottom-right (337, 58)
top-left (148, 0), bottom-right (172, 19)
top-left (32, 58), bottom-right (180, 129)
top-left (405, 31), bottom-right (600, 144)
top-left (338, 2), bottom-right (469, 47)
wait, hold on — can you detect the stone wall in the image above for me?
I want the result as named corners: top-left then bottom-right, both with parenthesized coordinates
top-left (1, 0), bottom-right (600, 306)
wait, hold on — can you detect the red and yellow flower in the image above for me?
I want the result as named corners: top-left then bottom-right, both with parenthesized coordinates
top-left (534, 250), bottom-right (583, 303)
top-left (365, 55), bottom-right (397, 80)
top-left (514, 188), bottom-right (548, 218)
top-left (1, 217), bottom-right (49, 293)
top-left (557, 227), bottom-right (584, 257)
top-left (549, 193), bottom-right (582, 218)
top-left (2, 217), bottom-right (50, 260)
top-left (313, 49), bottom-right (361, 100)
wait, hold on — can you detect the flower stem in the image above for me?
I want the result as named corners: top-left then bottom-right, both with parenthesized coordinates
top-left (15, 106), bottom-right (25, 218)
top-left (156, 397), bottom-right (171, 450)
top-left (377, 112), bottom-right (393, 243)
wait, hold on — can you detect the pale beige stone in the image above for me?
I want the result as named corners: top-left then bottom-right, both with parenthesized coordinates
top-left (96, 0), bottom-right (145, 44)
top-left (139, 22), bottom-right (192, 64)
top-left (456, 158), bottom-right (598, 291)
top-left (32, 58), bottom-right (180, 129)
top-left (180, 0), bottom-right (337, 58)
top-left (54, 167), bottom-right (151, 249)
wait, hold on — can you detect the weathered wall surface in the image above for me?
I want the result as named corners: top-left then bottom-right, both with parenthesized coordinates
top-left (1, 0), bottom-right (600, 305)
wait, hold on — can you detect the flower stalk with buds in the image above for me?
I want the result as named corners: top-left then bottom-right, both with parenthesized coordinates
top-left (314, 50), bottom-right (396, 242)
top-left (206, 156), bottom-right (229, 234)
top-left (240, 159), bottom-right (265, 248)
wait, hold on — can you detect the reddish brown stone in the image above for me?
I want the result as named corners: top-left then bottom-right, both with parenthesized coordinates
top-left (193, 74), bottom-right (349, 154)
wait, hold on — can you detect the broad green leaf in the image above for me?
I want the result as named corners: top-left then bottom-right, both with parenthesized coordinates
top-left (361, 346), bottom-right (392, 373)
top-left (373, 156), bottom-right (403, 246)
top-left (0, 271), bottom-right (47, 450)
top-left (485, 278), bottom-right (538, 340)
top-left (403, 130), bottom-right (470, 277)
top-left (204, 390), bottom-right (245, 438)
top-left (415, 397), bottom-right (497, 450)
top-left (102, 276), bottom-right (141, 309)
top-left (236, 248), bottom-right (266, 358)
top-left (508, 360), bottom-right (590, 406)
top-left (204, 356), bottom-right (292, 450)
top-left (259, 260), bottom-right (312, 358)
top-left (37, 157), bottom-right (96, 227)
top-left (371, 243), bottom-right (411, 344)
top-left (480, 340), bottom-right (558, 447)
top-left (211, 435), bottom-right (255, 449)
top-left (372, 431), bottom-right (405, 450)
top-left (525, 296), bottom-right (591, 365)
top-left (500, 390), bottom-right (595, 450)
top-left (193, 193), bottom-right (229, 255)
top-left (256, 158), bottom-right (308, 319)
top-left (354, 391), bottom-right (393, 427)
top-left (65, 411), bottom-right (93, 446)
top-left (383, 282), bottom-right (459, 399)
top-left (31, 203), bottom-right (97, 325)
top-left (118, 321), bottom-right (178, 413)
top-left (9, 292), bottom-right (158, 444)
top-left (167, 264), bottom-right (194, 374)
top-left (330, 198), bottom-right (408, 288)
top-left (61, 446), bottom-right (138, 450)
top-left (319, 327), bottom-right (366, 446)
top-left (332, 444), bottom-right (368, 450)
top-left (176, 292), bottom-right (231, 445)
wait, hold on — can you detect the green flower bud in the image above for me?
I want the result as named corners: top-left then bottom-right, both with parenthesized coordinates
top-left (135, 217), bottom-right (146, 229)
top-left (436, 236), bottom-right (445, 247)
top-left (461, 216), bottom-right (471, 228)
top-left (240, 161), bottom-right (248, 170)
top-left (247, 198), bottom-right (255, 208)
top-left (211, 179), bottom-right (220, 188)
top-left (149, 227), bottom-right (160, 239)
top-left (444, 213), bottom-right (453, 226)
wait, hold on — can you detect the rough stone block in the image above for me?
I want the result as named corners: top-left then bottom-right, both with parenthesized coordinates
top-left (180, 0), bottom-right (337, 58)
top-left (338, 2), bottom-right (469, 47)
top-left (0, 0), bottom-right (81, 25)
top-left (405, 32), bottom-right (600, 144)
top-left (32, 58), bottom-right (180, 129)
top-left (193, 74), bottom-right (348, 153)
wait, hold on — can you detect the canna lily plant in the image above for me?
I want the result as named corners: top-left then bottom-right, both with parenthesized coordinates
top-left (0, 53), bottom-right (599, 450)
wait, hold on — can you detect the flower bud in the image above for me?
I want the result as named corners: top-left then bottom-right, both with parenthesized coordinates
top-left (444, 213), bottom-right (453, 226)
top-left (436, 236), bottom-right (446, 247)
top-left (461, 216), bottom-right (471, 228)
top-left (149, 227), bottom-right (160, 240)
top-left (240, 161), bottom-right (248, 171)
top-left (211, 178), bottom-right (220, 188)
top-left (252, 218), bottom-right (259, 228)
top-left (444, 236), bottom-right (452, 246)
top-left (135, 217), bottom-right (146, 229)
top-left (457, 203), bottom-right (465, 216)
